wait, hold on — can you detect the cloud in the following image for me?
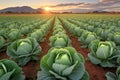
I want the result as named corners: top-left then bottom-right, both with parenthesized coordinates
top-left (99, 0), bottom-right (119, 3)
top-left (91, 0), bottom-right (120, 11)
top-left (80, 0), bottom-right (120, 12)
top-left (50, 3), bottom-right (83, 7)
top-left (46, 0), bottom-right (120, 12)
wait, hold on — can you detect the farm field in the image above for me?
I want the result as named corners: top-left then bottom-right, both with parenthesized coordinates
top-left (0, 14), bottom-right (120, 80)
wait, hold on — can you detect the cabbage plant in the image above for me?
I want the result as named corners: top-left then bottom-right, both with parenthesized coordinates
top-left (106, 66), bottom-right (120, 80)
top-left (78, 32), bottom-right (97, 48)
top-left (78, 30), bottom-right (89, 42)
top-left (49, 34), bottom-right (71, 48)
top-left (37, 47), bottom-right (89, 80)
top-left (86, 25), bottom-right (94, 32)
top-left (0, 36), bottom-right (9, 52)
top-left (8, 29), bottom-right (21, 41)
top-left (7, 37), bottom-right (42, 66)
top-left (21, 27), bottom-right (33, 36)
top-left (94, 28), bottom-right (111, 40)
top-left (0, 29), bottom-right (8, 39)
top-left (74, 27), bottom-right (84, 37)
top-left (0, 59), bottom-right (25, 80)
top-left (29, 29), bottom-right (45, 42)
top-left (88, 40), bottom-right (117, 67)
top-left (108, 32), bottom-right (120, 45)
top-left (53, 28), bottom-right (66, 35)
top-left (53, 24), bottom-right (66, 35)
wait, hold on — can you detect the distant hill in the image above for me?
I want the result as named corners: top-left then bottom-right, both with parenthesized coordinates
top-left (0, 6), bottom-right (43, 13)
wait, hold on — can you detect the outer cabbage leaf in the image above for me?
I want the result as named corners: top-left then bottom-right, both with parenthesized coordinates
top-left (0, 36), bottom-right (5, 49)
top-left (0, 59), bottom-right (25, 80)
top-left (106, 66), bottom-right (120, 80)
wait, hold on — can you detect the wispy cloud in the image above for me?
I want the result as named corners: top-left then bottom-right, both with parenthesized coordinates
top-left (47, 0), bottom-right (120, 12)
top-left (50, 3), bottom-right (83, 7)
top-left (99, 0), bottom-right (119, 3)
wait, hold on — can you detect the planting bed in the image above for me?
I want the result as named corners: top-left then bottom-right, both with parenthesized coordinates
top-left (0, 14), bottom-right (119, 80)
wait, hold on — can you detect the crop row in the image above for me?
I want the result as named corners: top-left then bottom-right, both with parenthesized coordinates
top-left (0, 14), bottom-right (120, 80)
top-left (0, 16), bottom-right (53, 52)
top-left (37, 17), bottom-right (89, 80)
top-left (60, 16), bottom-right (120, 80)
top-left (0, 16), bottom-right (90, 80)
top-left (0, 16), bottom-right (53, 80)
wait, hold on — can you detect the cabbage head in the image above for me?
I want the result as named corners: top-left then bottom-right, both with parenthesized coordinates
top-left (7, 37), bottom-right (42, 66)
top-left (88, 40), bottom-right (117, 67)
top-left (0, 29), bottom-right (8, 39)
top-left (74, 27), bottom-right (84, 37)
top-left (108, 32), bottom-right (120, 45)
top-left (106, 66), bottom-right (120, 80)
top-left (94, 28), bottom-right (111, 40)
top-left (0, 59), bottom-right (25, 80)
top-left (72, 27), bottom-right (81, 37)
top-left (8, 29), bottom-right (21, 41)
top-left (21, 27), bottom-right (33, 35)
top-left (49, 34), bottom-right (71, 48)
top-left (37, 47), bottom-right (89, 80)
top-left (78, 32), bottom-right (97, 48)
top-left (87, 26), bottom-right (94, 32)
top-left (29, 29), bottom-right (45, 42)
top-left (53, 29), bottom-right (66, 35)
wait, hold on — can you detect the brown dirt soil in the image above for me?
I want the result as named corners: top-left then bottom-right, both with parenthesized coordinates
top-left (61, 21), bottom-right (116, 80)
top-left (0, 52), bottom-right (9, 59)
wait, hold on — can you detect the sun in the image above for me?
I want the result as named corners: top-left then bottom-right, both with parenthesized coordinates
top-left (44, 7), bottom-right (51, 11)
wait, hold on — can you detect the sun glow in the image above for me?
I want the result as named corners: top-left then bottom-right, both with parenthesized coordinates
top-left (44, 7), bottom-right (51, 11)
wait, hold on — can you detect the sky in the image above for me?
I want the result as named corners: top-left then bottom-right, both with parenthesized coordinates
top-left (0, 0), bottom-right (120, 12)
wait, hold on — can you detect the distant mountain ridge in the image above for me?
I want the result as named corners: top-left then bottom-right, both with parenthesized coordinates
top-left (0, 6), bottom-right (43, 13)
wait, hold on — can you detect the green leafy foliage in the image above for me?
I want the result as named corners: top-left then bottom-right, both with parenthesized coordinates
top-left (0, 36), bottom-right (10, 52)
top-left (0, 36), bottom-right (5, 49)
top-left (94, 28), bottom-right (111, 40)
top-left (88, 40), bottom-right (118, 67)
top-left (78, 31), bottom-right (97, 48)
top-left (0, 29), bottom-right (9, 39)
top-left (106, 66), bottom-right (120, 80)
top-left (29, 29), bottom-right (45, 42)
top-left (37, 47), bottom-right (89, 80)
top-left (53, 25), bottom-right (66, 35)
top-left (108, 32), bottom-right (120, 45)
top-left (8, 29), bottom-right (21, 41)
top-left (21, 27), bottom-right (33, 35)
top-left (7, 37), bottom-right (42, 66)
top-left (0, 59), bottom-right (25, 80)
top-left (49, 34), bottom-right (71, 48)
